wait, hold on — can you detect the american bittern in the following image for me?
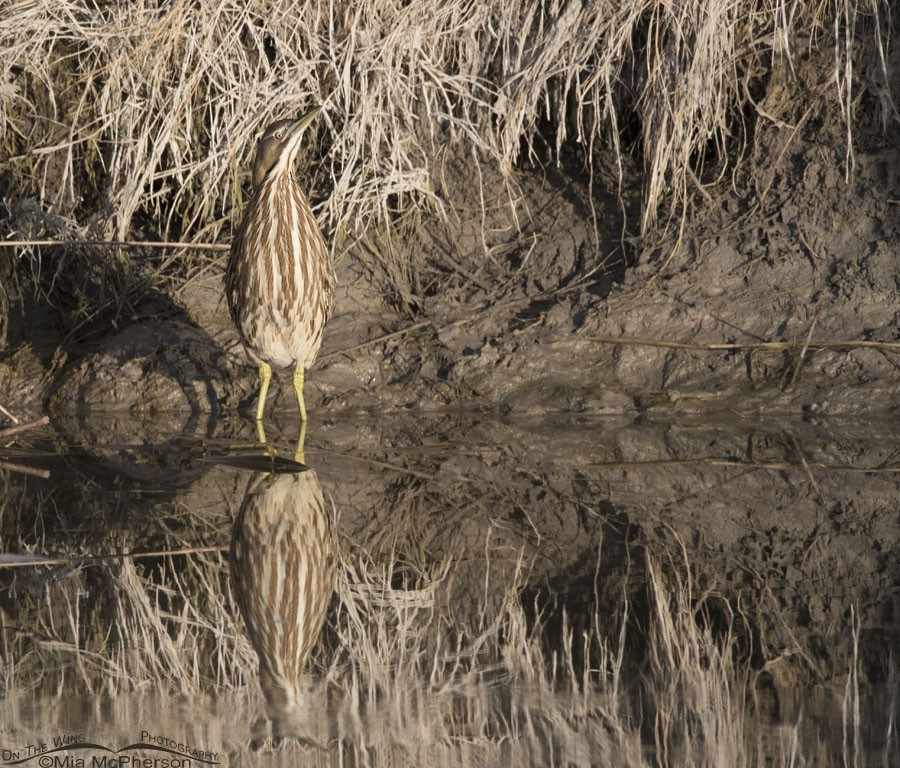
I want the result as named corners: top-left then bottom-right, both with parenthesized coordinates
top-left (231, 469), bottom-right (336, 740)
top-left (226, 109), bottom-right (334, 423)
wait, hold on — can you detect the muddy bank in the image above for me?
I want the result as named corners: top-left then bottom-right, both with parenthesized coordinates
top-left (2, 46), bottom-right (899, 693)
top-left (1, 50), bottom-right (897, 422)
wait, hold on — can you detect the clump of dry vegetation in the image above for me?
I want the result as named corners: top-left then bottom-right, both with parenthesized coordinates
top-left (0, 522), bottom-right (895, 765)
top-left (0, 0), bottom-right (894, 265)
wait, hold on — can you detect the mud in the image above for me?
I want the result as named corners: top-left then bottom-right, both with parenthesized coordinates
top-left (1, 48), bottom-right (899, 698)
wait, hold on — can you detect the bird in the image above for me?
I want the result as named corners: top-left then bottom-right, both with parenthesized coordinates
top-left (230, 468), bottom-right (336, 741)
top-left (226, 108), bottom-right (334, 424)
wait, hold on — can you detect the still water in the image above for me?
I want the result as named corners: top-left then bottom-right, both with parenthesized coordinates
top-left (1, 411), bottom-right (897, 766)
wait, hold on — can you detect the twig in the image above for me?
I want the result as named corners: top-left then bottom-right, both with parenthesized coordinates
top-left (1, 239), bottom-right (229, 251)
top-left (0, 415), bottom-right (50, 439)
top-left (0, 402), bottom-right (18, 424)
top-left (786, 308), bottom-right (820, 392)
top-left (0, 460), bottom-right (50, 479)
top-left (312, 448), bottom-right (435, 480)
top-left (0, 545), bottom-right (228, 569)
top-left (787, 433), bottom-right (824, 505)
top-left (320, 321), bottom-right (431, 360)
top-left (589, 457), bottom-right (900, 474)
top-left (686, 165), bottom-right (715, 206)
top-left (587, 335), bottom-right (900, 352)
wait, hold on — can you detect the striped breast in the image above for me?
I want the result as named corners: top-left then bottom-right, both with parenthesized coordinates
top-left (226, 174), bottom-right (335, 369)
top-left (230, 470), bottom-right (336, 711)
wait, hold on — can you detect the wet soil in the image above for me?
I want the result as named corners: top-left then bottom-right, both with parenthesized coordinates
top-left (0, 413), bottom-right (897, 761)
top-left (1, 49), bottom-right (899, 703)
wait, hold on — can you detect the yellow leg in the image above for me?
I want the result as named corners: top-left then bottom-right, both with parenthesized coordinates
top-left (256, 362), bottom-right (272, 422)
top-left (293, 420), bottom-right (308, 466)
top-left (293, 365), bottom-right (308, 423)
top-left (255, 419), bottom-right (279, 459)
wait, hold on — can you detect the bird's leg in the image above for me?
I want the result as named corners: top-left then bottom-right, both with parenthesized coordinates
top-left (293, 365), bottom-right (308, 423)
top-left (256, 362), bottom-right (272, 422)
top-left (293, 420), bottom-right (307, 466)
top-left (255, 419), bottom-right (267, 446)
top-left (254, 406), bottom-right (279, 458)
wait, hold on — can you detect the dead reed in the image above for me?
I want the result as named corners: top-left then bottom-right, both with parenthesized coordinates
top-left (0, 530), bottom-right (893, 765)
top-left (1, 0), bottom-right (893, 297)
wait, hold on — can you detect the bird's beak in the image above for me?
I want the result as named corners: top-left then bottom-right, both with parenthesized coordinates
top-left (288, 107), bottom-right (322, 138)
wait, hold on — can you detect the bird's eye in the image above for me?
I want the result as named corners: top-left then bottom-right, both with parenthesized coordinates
top-left (274, 130), bottom-right (284, 139)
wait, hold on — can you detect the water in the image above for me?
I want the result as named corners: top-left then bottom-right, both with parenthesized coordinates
top-left (1, 411), bottom-right (897, 766)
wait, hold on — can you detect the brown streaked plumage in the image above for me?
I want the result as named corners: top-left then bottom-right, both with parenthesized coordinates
top-left (226, 109), bottom-right (334, 423)
top-left (230, 469), bottom-right (336, 740)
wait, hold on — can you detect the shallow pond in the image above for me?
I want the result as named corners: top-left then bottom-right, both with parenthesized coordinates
top-left (1, 411), bottom-right (897, 766)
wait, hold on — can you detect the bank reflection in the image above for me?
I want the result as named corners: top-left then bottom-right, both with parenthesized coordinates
top-left (230, 467), bottom-right (335, 742)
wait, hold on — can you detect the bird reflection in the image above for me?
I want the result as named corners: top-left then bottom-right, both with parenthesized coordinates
top-left (230, 467), bottom-right (336, 743)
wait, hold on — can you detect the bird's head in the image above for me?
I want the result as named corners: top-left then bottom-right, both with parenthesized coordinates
top-left (251, 107), bottom-right (322, 189)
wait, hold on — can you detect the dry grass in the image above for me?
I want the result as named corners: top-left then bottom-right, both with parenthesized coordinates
top-left (0, 0), bottom-right (893, 276)
top-left (0, 525), bottom-right (894, 765)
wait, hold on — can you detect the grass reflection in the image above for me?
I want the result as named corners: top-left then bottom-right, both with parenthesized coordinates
top-left (0, 525), bottom-right (895, 765)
